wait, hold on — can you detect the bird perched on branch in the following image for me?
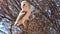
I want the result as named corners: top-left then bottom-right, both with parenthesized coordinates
top-left (14, 1), bottom-right (33, 27)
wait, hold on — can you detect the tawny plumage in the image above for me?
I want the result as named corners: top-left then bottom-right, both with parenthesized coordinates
top-left (14, 1), bottom-right (31, 27)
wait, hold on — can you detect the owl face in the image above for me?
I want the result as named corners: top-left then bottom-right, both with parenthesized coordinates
top-left (21, 1), bottom-right (30, 11)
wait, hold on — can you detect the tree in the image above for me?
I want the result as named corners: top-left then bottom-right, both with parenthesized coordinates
top-left (0, 0), bottom-right (60, 34)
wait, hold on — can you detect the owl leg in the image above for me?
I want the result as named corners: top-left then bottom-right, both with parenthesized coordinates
top-left (14, 21), bottom-right (22, 26)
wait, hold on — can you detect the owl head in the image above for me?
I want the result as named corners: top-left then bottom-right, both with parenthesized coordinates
top-left (21, 1), bottom-right (30, 11)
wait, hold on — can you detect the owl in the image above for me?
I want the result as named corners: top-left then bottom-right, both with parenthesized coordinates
top-left (14, 1), bottom-right (32, 27)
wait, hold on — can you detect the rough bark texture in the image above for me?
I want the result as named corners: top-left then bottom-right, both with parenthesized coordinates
top-left (0, 0), bottom-right (60, 34)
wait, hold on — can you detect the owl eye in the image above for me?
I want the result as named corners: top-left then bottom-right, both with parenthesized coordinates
top-left (23, 4), bottom-right (25, 6)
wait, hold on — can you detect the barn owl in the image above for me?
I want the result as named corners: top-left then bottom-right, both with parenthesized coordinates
top-left (14, 1), bottom-right (32, 27)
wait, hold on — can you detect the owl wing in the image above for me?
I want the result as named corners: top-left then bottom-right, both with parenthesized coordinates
top-left (14, 11), bottom-right (26, 25)
top-left (19, 11), bottom-right (27, 20)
